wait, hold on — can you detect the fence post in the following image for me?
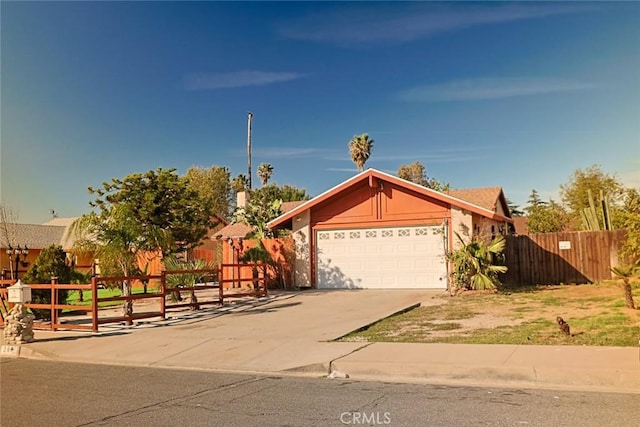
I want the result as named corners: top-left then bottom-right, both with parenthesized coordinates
top-left (219, 266), bottom-right (224, 306)
top-left (91, 275), bottom-right (98, 332)
top-left (160, 270), bottom-right (166, 320)
top-left (50, 277), bottom-right (57, 331)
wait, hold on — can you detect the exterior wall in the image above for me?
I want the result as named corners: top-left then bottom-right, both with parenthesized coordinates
top-left (291, 210), bottom-right (311, 288)
top-left (450, 207), bottom-right (473, 248)
top-left (306, 180), bottom-right (452, 288)
top-left (473, 215), bottom-right (510, 241)
top-left (0, 249), bottom-right (39, 280)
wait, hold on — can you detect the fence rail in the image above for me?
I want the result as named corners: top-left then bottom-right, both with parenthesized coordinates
top-left (0, 262), bottom-right (269, 332)
top-left (502, 230), bottom-right (628, 285)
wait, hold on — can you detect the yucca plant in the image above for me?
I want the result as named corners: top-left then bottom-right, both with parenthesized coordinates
top-left (164, 257), bottom-right (213, 310)
top-left (447, 233), bottom-right (508, 291)
top-left (611, 262), bottom-right (638, 309)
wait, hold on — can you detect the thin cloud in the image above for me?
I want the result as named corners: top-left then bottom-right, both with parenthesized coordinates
top-left (325, 167), bottom-right (360, 173)
top-left (253, 147), bottom-right (334, 159)
top-left (184, 70), bottom-right (304, 90)
top-left (277, 3), bottom-right (592, 47)
top-left (399, 77), bottom-right (595, 102)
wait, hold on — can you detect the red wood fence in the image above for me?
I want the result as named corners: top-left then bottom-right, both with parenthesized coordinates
top-left (0, 262), bottom-right (268, 332)
top-left (502, 230), bottom-right (628, 285)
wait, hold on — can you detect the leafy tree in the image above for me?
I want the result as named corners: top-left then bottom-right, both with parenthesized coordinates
top-left (524, 190), bottom-right (569, 233)
top-left (88, 167), bottom-right (214, 255)
top-left (257, 163), bottom-right (274, 187)
top-left (21, 245), bottom-right (73, 320)
top-left (447, 233), bottom-right (507, 291)
top-left (397, 161), bottom-right (450, 191)
top-left (559, 165), bottom-right (624, 228)
top-left (232, 174), bottom-right (249, 192)
top-left (348, 133), bottom-right (374, 171)
top-left (233, 199), bottom-right (282, 239)
top-left (250, 184), bottom-right (310, 206)
top-left (184, 165), bottom-right (234, 221)
top-left (619, 188), bottom-right (640, 259)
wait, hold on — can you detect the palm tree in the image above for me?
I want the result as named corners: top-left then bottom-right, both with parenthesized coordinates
top-left (257, 163), bottom-right (274, 186)
top-left (348, 134), bottom-right (374, 171)
top-left (611, 263), bottom-right (638, 309)
top-left (164, 257), bottom-right (213, 310)
top-left (68, 205), bottom-right (170, 317)
top-left (448, 233), bottom-right (508, 291)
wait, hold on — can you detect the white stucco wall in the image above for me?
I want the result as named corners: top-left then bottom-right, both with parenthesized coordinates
top-left (291, 210), bottom-right (311, 287)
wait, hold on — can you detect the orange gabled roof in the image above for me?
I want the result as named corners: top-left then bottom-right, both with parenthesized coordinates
top-left (268, 168), bottom-right (512, 229)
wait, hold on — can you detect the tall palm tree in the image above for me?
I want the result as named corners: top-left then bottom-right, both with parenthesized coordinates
top-left (348, 134), bottom-right (374, 171)
top-left (257, 163), bottom-right (274, 186)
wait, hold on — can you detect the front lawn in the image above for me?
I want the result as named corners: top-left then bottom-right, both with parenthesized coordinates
top-left (341, 282), bottom-right (640, 347)
top-left (65, 287), bottom-right (156, 309)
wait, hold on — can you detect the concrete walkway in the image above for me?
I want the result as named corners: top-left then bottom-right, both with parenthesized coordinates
top-left (2, 290), bottom-right (639, 393)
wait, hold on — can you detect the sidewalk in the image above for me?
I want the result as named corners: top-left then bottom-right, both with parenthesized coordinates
top-left (2, 291), bottom-right (639, 393)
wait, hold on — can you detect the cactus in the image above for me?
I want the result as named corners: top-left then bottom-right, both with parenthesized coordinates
top-left (581, 189), bottom-right (612, 231)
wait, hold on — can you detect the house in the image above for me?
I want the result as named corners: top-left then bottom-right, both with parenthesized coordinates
top-left (0, 220), bottom-right (83, 279)
top-left (1, 214), bottom-right (228, 280)
top-left (267, 169), bottom-right (513, 290)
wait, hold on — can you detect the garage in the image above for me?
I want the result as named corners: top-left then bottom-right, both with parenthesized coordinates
top-left (267, 169), bottom-right (513, 291)
top-left (315, 225), bottom-right (447, 289)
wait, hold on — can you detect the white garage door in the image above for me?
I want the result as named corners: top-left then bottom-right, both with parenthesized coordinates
top-left (315, 226), bottom-right (447, 289)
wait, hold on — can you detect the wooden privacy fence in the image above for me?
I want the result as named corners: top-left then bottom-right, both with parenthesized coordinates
top-left (0, 262), bottom-right (268, 332)
top-left (502, 230), bottom-right (628, 285)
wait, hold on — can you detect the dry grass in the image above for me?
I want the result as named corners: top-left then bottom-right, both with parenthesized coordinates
top-left (341, 281), bottom-right (640, 347)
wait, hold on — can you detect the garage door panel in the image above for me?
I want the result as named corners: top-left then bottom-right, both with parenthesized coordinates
top-left (316, 226), bottom-right (446, 289)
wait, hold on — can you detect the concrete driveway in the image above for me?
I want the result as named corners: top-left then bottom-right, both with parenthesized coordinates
top-left (7, 289), bottom-right (444, 375)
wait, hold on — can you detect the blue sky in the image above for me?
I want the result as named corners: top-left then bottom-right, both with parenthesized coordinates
top-left (2, 1), bottom-right (639, 224)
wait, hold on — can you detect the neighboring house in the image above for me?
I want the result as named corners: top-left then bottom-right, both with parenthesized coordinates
top-left (267, 168), bottom-right (513, 290)
top-left (0, 220), bottom-right (82, 279)
top-left (1, 214), bottom-right (227, 280)
top-left (511, 216), bottom-right (529, 235)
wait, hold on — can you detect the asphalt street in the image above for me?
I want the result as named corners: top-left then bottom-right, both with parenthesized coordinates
top-left (1, 359), bottom-right (638, 427)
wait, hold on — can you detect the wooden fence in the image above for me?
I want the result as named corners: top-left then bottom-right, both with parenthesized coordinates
top-left (502, 230), bottom-right (628, 285)
top-left (0, 262), bottom-right (268, 332)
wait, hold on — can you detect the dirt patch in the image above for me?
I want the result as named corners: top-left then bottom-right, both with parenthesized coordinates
top-left (343, 283), bottom-right (640, 346)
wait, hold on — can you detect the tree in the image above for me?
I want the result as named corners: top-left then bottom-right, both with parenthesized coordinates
top-left (506, 198), bottom-right (525, 217)
top-left (184, 165), bottom-right (234, 221)
top-left (88, 167), bottom-right (214, 255)
top-left (232, 174), bottom-right (249, 193)
top-left (250, 184), bottom-right (310, 206)
top-left (397, 161), bottom-right (450, 191)
top-left (21, 245), bottom-right (73, 320)
top-left (447, 233), bottom-right (508, 292)
top-left (257, 163), bottom-right (274, 187)
top-left (611, 263), bottom-right (638, 310)
top-left (233, 199), bottom-right (282, 239)
top-left (524, 190), bottom-right (569, 233)
top-left (560, 165), bottom-right (625, 229)
top-left (619, 188), bottom-right (640, 259)
top-left (69, 205), bottom-right (168, 317)
top-left (348, 133), bottom-right (374, 171)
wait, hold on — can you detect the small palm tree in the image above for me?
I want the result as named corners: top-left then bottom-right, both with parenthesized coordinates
top-left (448, 233), bottom-right (508, 291)
top-left (348, 134), bottom-right (374, 171)
top-left (611, 263), bottom-right (638, 309)
top-left (257, 163), bottom-right (274, 186)
top-left (164, 257), bottom-right (214, 310)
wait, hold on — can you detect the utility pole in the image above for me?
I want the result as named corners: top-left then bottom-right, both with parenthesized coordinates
top-left (247, 112), bottom-right (253, 190)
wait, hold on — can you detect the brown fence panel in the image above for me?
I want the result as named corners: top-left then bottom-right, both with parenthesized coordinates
top-left (503, 230), bottom-right (628, 285)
